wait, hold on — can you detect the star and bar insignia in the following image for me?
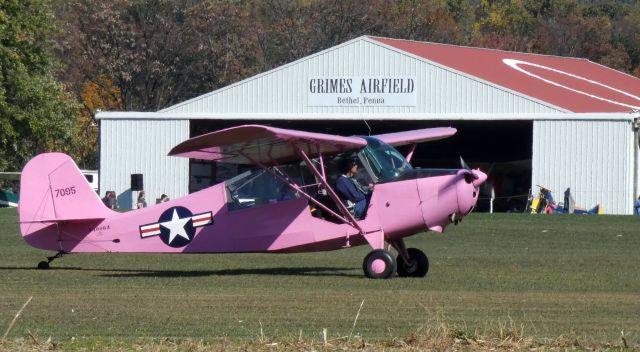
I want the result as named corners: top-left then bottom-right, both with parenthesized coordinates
top-left (139, 206), bottom-right (213, 248)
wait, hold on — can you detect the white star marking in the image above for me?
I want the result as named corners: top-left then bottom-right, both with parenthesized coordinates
top-left (159, 209), bottom-right (191, 244)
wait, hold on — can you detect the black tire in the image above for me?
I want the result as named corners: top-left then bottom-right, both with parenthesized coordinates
top-left (362, 249), bottom-right (396, 279)
top-left (37, 261), bottom-right (50, 270)
top-left (396, 248), bottom-right (429, 278)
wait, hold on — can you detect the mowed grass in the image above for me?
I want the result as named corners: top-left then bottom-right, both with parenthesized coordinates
top-left (0, 207), bottom-right (639, 348)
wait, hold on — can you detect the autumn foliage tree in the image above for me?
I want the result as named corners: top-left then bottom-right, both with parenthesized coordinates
top-left (55, 0), bottom-right (640, 113)
top-left (0, 0), bottom-right (80, 172)
top-left (56, 0), bottom-right (263, 112)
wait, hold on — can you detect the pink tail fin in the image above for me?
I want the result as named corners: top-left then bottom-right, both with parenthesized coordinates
top-left (19, 153), bottom-right (111, 230)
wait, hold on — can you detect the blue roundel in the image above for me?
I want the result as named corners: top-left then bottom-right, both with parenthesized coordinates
top-left (157, 206), bottom-right (195, 248)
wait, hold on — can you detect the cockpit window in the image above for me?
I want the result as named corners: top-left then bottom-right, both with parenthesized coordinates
top-left (358, 137), bottom-right (413, 183)
top-left (225, 163), bottom-right (312, 211)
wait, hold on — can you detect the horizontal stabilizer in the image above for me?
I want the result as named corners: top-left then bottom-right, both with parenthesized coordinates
top-left (20, 217), bottom-right (106, 224)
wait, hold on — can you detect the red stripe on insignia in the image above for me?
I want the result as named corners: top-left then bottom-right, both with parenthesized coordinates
top-left (192, 212), bottom-right (212, 227)
top-left (141, 226), bottom-right (160, 234)
top-left (192, 212), bottom-right (211, 218)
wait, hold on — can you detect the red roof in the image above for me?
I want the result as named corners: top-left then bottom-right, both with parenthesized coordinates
top-left (370, 37), bottom-right (640, 113)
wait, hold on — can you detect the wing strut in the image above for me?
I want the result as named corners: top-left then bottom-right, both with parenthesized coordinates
top-left (294, 143), bottom-right (365, 234)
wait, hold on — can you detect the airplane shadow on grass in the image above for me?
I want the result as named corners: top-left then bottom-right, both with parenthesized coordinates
top-left (0, 266), bottom-right (358, 278)
top-left (100, 266), bottom-right (358, 278)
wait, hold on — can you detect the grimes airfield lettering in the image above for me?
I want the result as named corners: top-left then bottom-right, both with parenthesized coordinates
top-left (307, 77), bottom-right (417, 107)
top-left (309, 78), bottom-right (415, 94)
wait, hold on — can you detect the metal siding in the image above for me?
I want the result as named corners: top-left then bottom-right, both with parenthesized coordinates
top-left (637, 139), bottom-right (640, 201)
top-left (100, 119), bottom-right (189, 209)
top-left (532, 120), bottom-right (634, 214)
top-left (163, 38), bottom-right (561, 115)
top-left (637, 137), bottom-right (640, 200)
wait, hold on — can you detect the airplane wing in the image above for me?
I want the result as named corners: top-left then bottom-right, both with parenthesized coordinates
top-left (168, 124), bottom-right (367, 165)
top-left (372, 127), bottom-right (456, 147)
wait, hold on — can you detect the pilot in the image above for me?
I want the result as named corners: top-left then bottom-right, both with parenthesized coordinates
top-left (336, 158), bottom-right (371, 219)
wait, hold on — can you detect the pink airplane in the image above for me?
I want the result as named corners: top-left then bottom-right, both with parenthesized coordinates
top-left (18, 125), bottom-right (486, 279)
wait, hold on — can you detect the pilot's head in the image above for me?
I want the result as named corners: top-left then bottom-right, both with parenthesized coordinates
top-left (340, 158), bottom-right (359, 175)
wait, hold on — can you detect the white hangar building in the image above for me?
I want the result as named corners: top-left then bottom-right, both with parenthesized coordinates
top-left (96, 36), bottom-right (640, 214)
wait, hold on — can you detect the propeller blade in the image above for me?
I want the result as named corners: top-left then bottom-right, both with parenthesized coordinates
top-left (459, 156), bottom-right (478, 180)
top-left (459, 156), bottom-right (471, 171)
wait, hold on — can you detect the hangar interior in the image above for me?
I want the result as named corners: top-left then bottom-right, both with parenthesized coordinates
top-left (190, 119), bottom-right (533, 212)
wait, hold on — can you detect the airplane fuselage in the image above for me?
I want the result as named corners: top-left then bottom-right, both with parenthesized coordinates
top-left (22, 168), bottom-right (484, 254)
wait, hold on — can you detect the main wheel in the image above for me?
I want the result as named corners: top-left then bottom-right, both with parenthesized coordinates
top-left (362, 249), bottom-right (396, 279)
top-left (37, 261), bottom-right (50, 270)
top-left (396, 248), bottom-right (429, 277)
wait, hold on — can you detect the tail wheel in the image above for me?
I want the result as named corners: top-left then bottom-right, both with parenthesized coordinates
top-left (363, 249), bottom-right (396, 279)
top-left (396, 248), bottom-right (429, 278)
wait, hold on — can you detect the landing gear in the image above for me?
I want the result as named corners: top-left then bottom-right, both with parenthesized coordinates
top-left (362, 249), bottom-right (396, 279)
top-left (36, 251), bottom-right (65, 270)
top-left (389, 239), bottom-right (429, 278)
top-left (362, 238), bottom-right (429, 279)
top-left (396, 248), bottom-right (429, 277)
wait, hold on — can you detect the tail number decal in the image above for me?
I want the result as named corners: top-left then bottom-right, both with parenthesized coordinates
top-left (54, 186), bottom-right (76, 197)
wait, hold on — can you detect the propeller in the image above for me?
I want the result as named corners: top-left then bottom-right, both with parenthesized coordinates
top-left (461, 157), bottom-right (488, 188)
top-left (459, 156), bottom-right (478, 181)
top-left (437, 157), bottom-right (475, 193)
top-left (437, 156), bottom-right (481, 195)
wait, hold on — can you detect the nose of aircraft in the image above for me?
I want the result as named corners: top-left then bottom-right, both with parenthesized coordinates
top-left (456, 168), bottom-right (487, 216)
top-left (472, 169), bottom-right (487, 188)
top-left (415, 167), bottom-right (489, 233)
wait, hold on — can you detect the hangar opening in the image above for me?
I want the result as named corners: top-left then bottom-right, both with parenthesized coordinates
top-left (189, 119), bottom-right (532, 212)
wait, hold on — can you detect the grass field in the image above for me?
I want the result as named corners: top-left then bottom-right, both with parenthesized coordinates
top-left (0, 207), bottom-right (639, 350)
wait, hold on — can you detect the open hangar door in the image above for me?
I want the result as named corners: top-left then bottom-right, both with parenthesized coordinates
top-left (425, 120), bottom-right (533, 213)
top-left (364, 120), bottom-right (533, 213)
top-left (189, 119), bottom-right (532, 212)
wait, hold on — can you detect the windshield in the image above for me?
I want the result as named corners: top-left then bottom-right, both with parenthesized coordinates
top-left (358, 136), bottom-right (413, 182)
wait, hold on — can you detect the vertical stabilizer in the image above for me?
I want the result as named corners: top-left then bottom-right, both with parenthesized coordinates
top-left (19, 153), bottom-right (111, 227)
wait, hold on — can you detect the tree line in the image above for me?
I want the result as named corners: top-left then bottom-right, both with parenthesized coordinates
top-left (2, 0), bottom-right (640, 172)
